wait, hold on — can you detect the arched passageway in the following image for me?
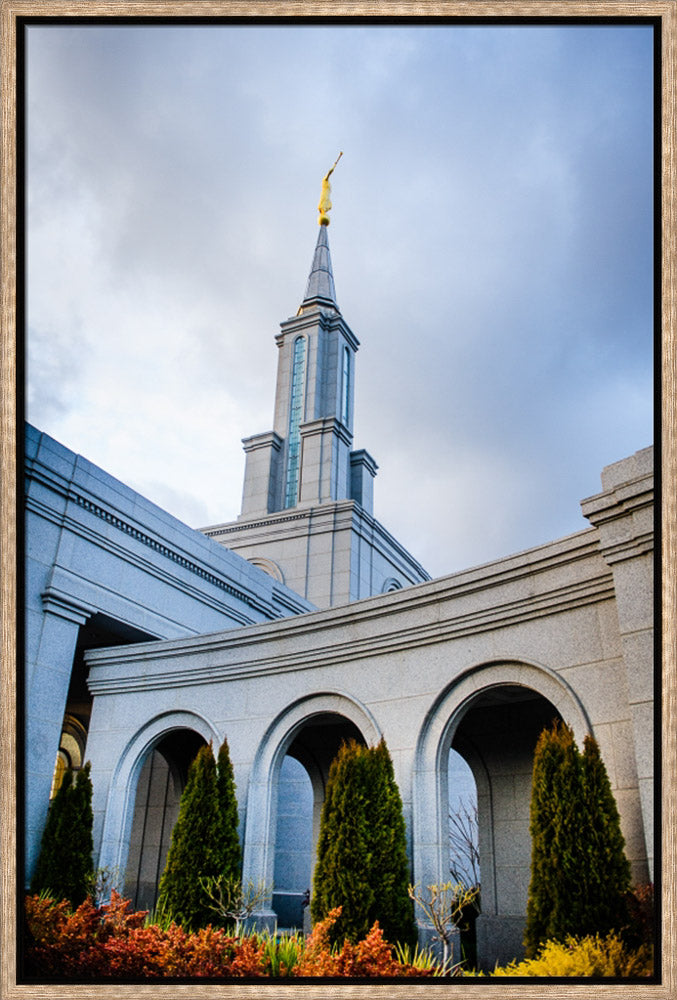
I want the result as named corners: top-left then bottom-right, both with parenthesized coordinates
top-left (449, 686), bottom-right (561, 967)
top-left (273, 713), bottom-right (365, 929)
top-left (123, 729), bottom-right (206, 910)
top-left (243, 692), bottom-right (380, 929)
top-left (414, 661), bottom-right (591, 970)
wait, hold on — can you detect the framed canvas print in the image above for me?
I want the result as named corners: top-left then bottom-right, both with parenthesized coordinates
top-left (1, 1), bottom-right (673, 996)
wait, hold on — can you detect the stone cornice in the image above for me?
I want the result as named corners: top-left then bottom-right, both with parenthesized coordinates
top-left (277, 310), bottom-right (360, 352)
top-left (26, 458), bottom-right (310, 621)
top-left (87, 572), bottom-right (615, 694)
top-left (202, 499), bottom-right (430, 581)
top-left (86, 529), bottom-right (612, 694)
top-left (350, 449), bottom-right (378, 476)
top-left (581, 470), bottom-right (654, 565)
top-left (299, 416), bottom-right (353, 448)
top-left (242, 431), bottom-right (283, 454)
top-left (204, 509), bottom-right (313, 536)
top-left (581, 472), bottom-right (653, 527)
top-left (41, 588), bottom-right (93, 625)
top-left (29, 495), bottom-right (262, 627)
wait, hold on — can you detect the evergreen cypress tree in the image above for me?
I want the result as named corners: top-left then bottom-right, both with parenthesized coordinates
top-left (524, 721), bottom-right (581, 955)
top-left (157, 743), bottom-right (225, 929)
top-left (579, 734), bottom-right (631, 936)
top-left (366, 739), bottom-right (417, 948)
top-left (31, 763), bottom-right (94, 908)
top-left (311, 738), bottom-right (416, 947)
top-left (311, 740), bottom-right (374, 944)
top-left (525, 722), bottom-right (632, 957)
top-left (216, 737), bottom-right (241, 881)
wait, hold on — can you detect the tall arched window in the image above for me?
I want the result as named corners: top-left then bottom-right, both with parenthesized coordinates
top-left (50, 715), bottom-right (87, 799)
top-left (285, 336), bottom-right (306, 508)
top-left (340, 346), bottom-right (351, 426)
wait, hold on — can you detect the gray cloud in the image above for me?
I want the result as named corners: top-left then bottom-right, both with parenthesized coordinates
top-left (25, 23), bottom-right (654, 577)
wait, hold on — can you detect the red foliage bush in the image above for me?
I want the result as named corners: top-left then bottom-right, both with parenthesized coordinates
top-left (25, 892), bottom-right (265, 978)
top-left (295, 907), bottom-right (430, 978)
top-left (25, 894), bottom-right (430, 980)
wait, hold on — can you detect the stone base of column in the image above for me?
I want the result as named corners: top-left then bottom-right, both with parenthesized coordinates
top-left (475, 914), bottom-right (526, 970)
top-left (245, 908), bottom-right (278, 934)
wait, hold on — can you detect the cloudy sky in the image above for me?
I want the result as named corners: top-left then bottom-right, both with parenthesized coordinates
top-left (25, 21), bottom-right (654, 579)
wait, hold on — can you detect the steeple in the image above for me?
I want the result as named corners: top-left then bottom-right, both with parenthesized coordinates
top-left (237, 159), bottom-right (380, 521)
top-left (299, 224), bottom-right (337, 311)
top-left (204, 162), bottom-right (430, 608)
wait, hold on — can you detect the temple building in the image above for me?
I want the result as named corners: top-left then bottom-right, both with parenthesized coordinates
top-left (24, 178), bottom-right (654, 968)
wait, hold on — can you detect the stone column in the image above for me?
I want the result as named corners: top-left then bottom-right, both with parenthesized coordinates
top-left (581, 447), bottom-right (654, 878)
top-left (25, 593), bottom-right (90, 884)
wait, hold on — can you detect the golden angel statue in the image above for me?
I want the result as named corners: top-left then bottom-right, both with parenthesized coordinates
top-left (318, 152), bottom-right (343, 225)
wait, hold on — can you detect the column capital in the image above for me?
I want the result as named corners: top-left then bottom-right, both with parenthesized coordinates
top-left (41, 587), bottom-right (93, 625)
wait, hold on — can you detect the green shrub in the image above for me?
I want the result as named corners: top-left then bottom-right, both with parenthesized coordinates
top-left (579, 735), bottom-right (631, 933)
top-left (216, 738), bottom-right (241, 879)
top-left (311, 740), bottom-right (374, 944)
top-left (157, 739), bottom-right (241, 930)
top-left (525, 722), bottom-right (631, 957)
top-left (31, 764), bottom-right (94, 908)
top-left (311, 738), bottom-right (416, 948)
top-left (365, 739), bottom-right (418, 947)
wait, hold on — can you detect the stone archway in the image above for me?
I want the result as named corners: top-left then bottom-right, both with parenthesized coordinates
top-left (413, 660), bottom-right (592, 968)
top-left (95, 710), bottom-right (220, 894)
top-left (273, 713), bottom-right (366, 929)
top-left (123, 729), bottom-right (207, 910)
top-left (242, 692), bottom-right (381, 928)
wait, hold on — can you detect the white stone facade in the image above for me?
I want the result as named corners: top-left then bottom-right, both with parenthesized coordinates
top-left (81, 445), bottom-right (653, 966)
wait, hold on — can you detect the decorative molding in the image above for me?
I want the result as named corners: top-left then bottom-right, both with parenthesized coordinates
top-left (248, 557), bottom-right (285, 585)
top-left (350, 448), bottom-right (378, 476)
top-left (86, 572), bottom-right (616, 695)
top-left (70, 492), bottom-right (260, 607)
top-left (25, 448), bottom-right (282, 617)
top-left (41, 589), bottom-right (92, 625)
top-left (204, 510), bottom-right (316, 536)
top-left (242, 431), bottom-right (283, 454)
top-left (299, 416), bottom-right (353, 448)
top-left (204, 499), bottom-right (432, 580)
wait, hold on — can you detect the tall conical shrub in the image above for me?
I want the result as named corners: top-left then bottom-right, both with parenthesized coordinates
top-left (216, 737), bottom-right (241, 881)
top-left (579, 734), bottom-right (631, 934)
top-left (157, 740), bottom-right (240, 929)
top-left (525, 721), bottom-right (581, 955)
top-left (31, 763), bottom-right (94, 908)
top-left (367, 739), bottom-right (418, 947)
top-left (311, 740), bottom-right (374, 944)
top-left (525, 722), bottom-right (632, 957)
top-left (311, 738), bottom-right (416, 947)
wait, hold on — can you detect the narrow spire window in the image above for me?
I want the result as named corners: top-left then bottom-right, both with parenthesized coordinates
top-left (340, 346), bottom-right (351, 426)
top-left (285, 336), bottom-right (307, 508)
